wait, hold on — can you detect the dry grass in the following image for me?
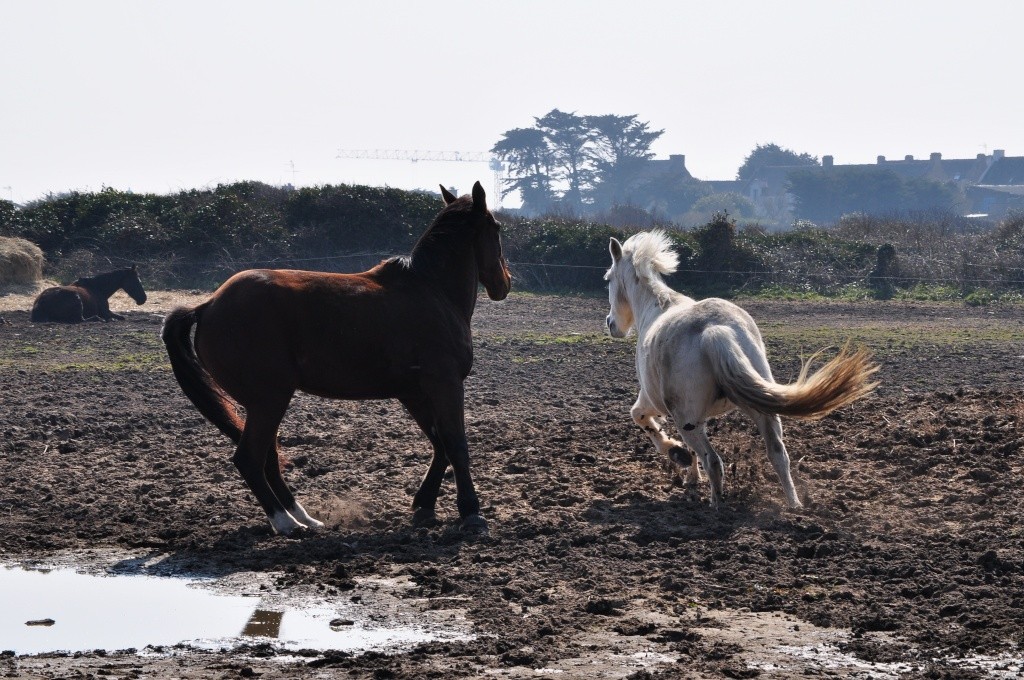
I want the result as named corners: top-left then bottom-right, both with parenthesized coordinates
top-left (0, 289), bottom-right (210, 314)
top-left (0, 237), bottom-right (45, 287)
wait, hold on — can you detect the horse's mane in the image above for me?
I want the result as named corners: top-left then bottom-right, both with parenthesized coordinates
top-left (409, 196), bottom-right (475, 270)
top-left (622, 230), bottom-right (680, 279)
top-left (373, 256), bottom-right (413, 280)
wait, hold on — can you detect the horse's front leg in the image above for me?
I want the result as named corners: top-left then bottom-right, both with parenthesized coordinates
top-left (97, 301), bottom-right (122, 321)
top-left (409, 381), bottom-right (486, 535)
top-left (631, 394), bottom-right (700, 485)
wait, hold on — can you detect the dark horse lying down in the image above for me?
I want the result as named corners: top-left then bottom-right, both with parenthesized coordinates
top-left (31, 265), bottom-right (147, 323)
top-left (162, 182), bottom-right (511, 536)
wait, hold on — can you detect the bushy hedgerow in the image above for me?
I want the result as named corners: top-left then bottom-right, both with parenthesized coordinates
top-left (285, 184), bottom-right (437, 253)
top-left (2, 184), bottom-right (1022, 298)
top-left (743, 221), bottom-right (877, 292)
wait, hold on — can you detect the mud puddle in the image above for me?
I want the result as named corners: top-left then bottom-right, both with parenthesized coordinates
top-left (0, 554), bottom-right (474, 657)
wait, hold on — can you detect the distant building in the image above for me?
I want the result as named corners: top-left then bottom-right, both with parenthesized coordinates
top-left (636, 154), bottom-right (692, 184)
top-left (732, 149), bottom-right (1024, 222)
top-left (967, 151), bottom-right (1024, 218)
top-left (564, 149), bottom-right (1023, 224)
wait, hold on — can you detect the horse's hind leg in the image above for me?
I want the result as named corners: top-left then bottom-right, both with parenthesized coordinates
top-left (677, 425), bottom-right (726, 508)
top-left (744, 409), bottom-right (802, 508)
top-left (631, 394), bottom-right (699, 485)
top-left (264, 441), bottom-right (324, 529)
top-left (232, 396), bottom-right (306, 535)
top-left (401, 396), bottom-right (450, 528)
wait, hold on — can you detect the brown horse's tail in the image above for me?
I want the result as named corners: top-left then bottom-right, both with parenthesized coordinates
top-left (702, 328), bottom-right (879, 419)
top-left (161, 305), bottom-right (243, 443)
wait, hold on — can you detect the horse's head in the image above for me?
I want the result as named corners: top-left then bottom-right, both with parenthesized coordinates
top-left (604, 237), bottom-right (634, 337)
top-left (605, 231), bottom-right (680, 337)
top-left (442, 182), bottom-right (511, 301)
top-left (121, 264), bottom-right (147, 305)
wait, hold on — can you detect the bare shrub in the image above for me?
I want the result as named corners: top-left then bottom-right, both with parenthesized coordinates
top-left (47, 249), bottom-right (99, 284)
top-left (0, 237), bottom-right (44, 287)
top-left (831, 210), bottom-right (1024, 293)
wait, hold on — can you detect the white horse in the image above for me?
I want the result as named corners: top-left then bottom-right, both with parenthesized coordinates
top-left (605, 231), bottom-right (878, 508)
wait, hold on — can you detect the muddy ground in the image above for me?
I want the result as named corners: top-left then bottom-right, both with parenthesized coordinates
top-left (0, 292), bottom-right (1022, 678)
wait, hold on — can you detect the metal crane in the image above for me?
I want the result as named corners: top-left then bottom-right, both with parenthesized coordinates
top-left (336, 149), bottom-right (506, 209)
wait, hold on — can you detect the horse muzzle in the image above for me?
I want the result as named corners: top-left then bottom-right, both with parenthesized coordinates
top-left (606, 315), bottom-right (626, 338)
top-left (483, 262), bottom-right (511, 301)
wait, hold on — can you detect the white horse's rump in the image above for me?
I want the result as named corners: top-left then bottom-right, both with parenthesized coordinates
top-left (605, 231), bottom-right (878, 508)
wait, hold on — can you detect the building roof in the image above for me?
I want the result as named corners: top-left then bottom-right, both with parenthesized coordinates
top-left (634, 155), bottom-right (692, 182)
top-left (979, 157), bottom-right (1024, 185)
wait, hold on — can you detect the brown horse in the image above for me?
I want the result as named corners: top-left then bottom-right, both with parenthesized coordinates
top-left (31, 265), bottom-right (147, 323)
top-left (162, 182), bottom-right (511, 536)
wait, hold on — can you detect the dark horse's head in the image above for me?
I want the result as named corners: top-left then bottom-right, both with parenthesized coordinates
top-left (439, 182), bottom-right (511, 301)
top-left (72, 264), bottom-right (147, 305)
top-left (120, 265), bottom-right (148, 305)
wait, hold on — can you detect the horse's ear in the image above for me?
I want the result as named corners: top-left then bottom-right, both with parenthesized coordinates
top-left (609, 237), bottom-right (623, 263)
top-left (471, 181), bottom-right (486, 212)
top-left (440, 185), bottom-right (458, 205)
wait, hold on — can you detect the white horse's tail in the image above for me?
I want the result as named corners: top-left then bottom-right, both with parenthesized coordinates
top-left (701, 327), bottom-right (878, 419)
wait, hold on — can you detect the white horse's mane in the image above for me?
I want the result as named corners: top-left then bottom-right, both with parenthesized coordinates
top-left (622, 230), bottom-right (679, 278)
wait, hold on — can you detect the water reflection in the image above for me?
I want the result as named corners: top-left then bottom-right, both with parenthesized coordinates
top-left (0, 563), bottom-right (473, 656)
top-left (241, 610), bottom-right (283, 639)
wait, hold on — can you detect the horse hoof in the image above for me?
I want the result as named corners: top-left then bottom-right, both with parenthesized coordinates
top-left (412, 508), bottom-right (438, 528)
top-left (279, 525), bottom-right (310, 539)
top-left (668, 445), bottom-right (692, 468)
top-left (459, 514), bottom-right (488, 536)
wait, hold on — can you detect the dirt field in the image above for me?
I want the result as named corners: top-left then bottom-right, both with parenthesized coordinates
top-left (1, 291), bottom-right (1022, 678)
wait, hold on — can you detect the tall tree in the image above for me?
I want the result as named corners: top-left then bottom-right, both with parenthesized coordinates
top-left (737, 143), bottom-right (818, 180)
top-left (491, 127), bottom-right (554, 213)
top-left (535, 109), bottom-right (596, 213)
top-left (588, 114), bottom-right (664, 209)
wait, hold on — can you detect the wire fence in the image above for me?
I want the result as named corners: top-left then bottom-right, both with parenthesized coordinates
top-left (62, 248), bottom-right (1024, 293)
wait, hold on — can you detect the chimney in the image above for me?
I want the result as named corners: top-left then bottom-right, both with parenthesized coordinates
top-left (930, 152), bottom-right (942, 162)
top-left (994, 149), bottom-right (1006, 161)
top-left (904, 155), bottom-right (914, 161)
top-left (877, 155), bottom-right (886, 164)
top-left (822, 155), bottom-right (833, 168)
top-left (668, 154), bottom-right (686, 169)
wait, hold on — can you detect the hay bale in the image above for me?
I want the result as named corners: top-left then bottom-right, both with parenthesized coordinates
top-left (0, 237), bottom-right (45, 286)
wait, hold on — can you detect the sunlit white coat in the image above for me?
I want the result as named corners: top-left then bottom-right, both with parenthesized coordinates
top-left (605, 231), bottom-right (877, 508)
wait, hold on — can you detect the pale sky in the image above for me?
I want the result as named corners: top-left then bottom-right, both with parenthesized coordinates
top-left (2, 0), bottom-right (1022, 209)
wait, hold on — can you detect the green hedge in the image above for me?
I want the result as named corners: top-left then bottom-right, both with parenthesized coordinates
top-left (2, 183), bottom-right (1022, 298)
